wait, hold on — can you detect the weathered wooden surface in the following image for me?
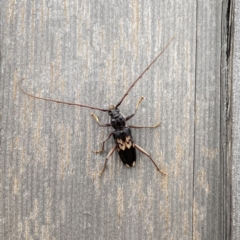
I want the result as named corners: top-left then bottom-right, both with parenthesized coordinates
top-left (233, 0), bottom-right (240, 239)
top-left (0, 0), bottom-right (232, 239)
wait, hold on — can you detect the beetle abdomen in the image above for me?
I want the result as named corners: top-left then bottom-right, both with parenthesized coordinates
top-left (113, 127), bottom-right (136, 167)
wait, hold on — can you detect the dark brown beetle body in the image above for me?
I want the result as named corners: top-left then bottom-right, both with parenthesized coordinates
top-left (109, 107), bottom-right (136, 167)
top-left (113, 127), bottom-right (136, 168)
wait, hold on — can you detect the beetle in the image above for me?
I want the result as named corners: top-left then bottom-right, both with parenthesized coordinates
top-left (19, 36), bottom-right (174, 176)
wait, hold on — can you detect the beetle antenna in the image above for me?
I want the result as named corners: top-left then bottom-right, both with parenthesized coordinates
top-left (19, 78), bottom-right (109, 112)
top-left (115, 35), bottom-right (175, 108)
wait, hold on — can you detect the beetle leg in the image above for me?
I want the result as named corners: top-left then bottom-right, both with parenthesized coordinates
top-left (91, 113), bottom-right (111, 127)
top-left (128, 122), bottom-right (161, 128)
top-left (134, 144), bottom-right (167, 175)
top-left (126, 96), bottom-right (144, 121)
top-left (94, 132), bottom-right (113, 153)
top-left (99, 146), bottom-right (117, 176)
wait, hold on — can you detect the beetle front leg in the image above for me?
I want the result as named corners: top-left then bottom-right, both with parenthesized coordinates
top-left (99, 146), bottom-right (117, 176)
top-left (94, 132), bottom-right (113, 154)
top-left (91, 113), bottom-right (111, 127)
top-left (126, 96), bottom-right (144, 121)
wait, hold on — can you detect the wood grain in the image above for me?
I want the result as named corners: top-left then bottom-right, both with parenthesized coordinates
top-left (233, 0), bottom-right (240, 239)
top-left (0, 0), bottom-right (232, 239)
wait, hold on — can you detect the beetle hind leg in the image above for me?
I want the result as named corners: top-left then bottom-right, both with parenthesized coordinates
top-left (128, 122), bottom-right (161, 129)
top-left (134, 144), bottom-right (167, 175)
top-left (99, 146), bottom-right (117, 176)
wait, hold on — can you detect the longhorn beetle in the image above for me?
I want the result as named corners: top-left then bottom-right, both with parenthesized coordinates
top-left (19, 36), bottom-right (174, 176)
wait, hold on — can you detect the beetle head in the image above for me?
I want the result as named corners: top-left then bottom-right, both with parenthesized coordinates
top-left (108, 105), bottom-right (120, 117)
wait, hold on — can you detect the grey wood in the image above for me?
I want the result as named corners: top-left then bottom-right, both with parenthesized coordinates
top-left (193, 0), bottom-right (233, 239)
top-left (0, 0), bottom-right (232, 239)
top-left (233, 0), bottom-right (240, 239)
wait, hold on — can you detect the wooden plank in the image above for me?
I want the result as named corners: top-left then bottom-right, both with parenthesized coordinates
top-left (221, 1), bottom-right (234, 239)
top-left (233, 0), bottom-right (240, 239)
top-left (0, 0), bottom-right (231, 239)
top-left (193, 0), bottom-right (231, 239)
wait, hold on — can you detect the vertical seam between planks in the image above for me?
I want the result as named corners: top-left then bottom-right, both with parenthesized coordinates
top-left (220, 1), bottom-right (225, 238)
top-left (228, 1), bottom-right (234, 238)
top-left (193, 1), bottom-right (198, 239)
top-left (222, 1), bottom-right (234, 239)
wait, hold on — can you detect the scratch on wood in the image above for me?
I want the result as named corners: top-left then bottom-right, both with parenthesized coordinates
top-left (175, 135), bottom-right (183, 176)
top-left (59, 125), bottom-right (71, 178)
top-left (183, 211), bottom-right (189, 236)
top-left (137, 181), bottom-right (145, 214)
top-left (20, 6), bottom-right (25, 35)
top-left (20, 148), bottom-right (28, 176)
top-left (25, 218), bottom-right (30, 239)
top-left (22, 199), bottom-right (40, 239)
top-left (30, 4), bottom-right (36, 69)
top-left (197, 169), bottom-right (210, 194)
top-left (13, 70), bottom-right (18, 100)
top-left (64, 0), bottom-right (69, 23)
top-left (90, 171), bottom-right (102, 190)
top-left (35, 111), bottom-right (42, 145)
top-left (110, 41), bottom-right (117, 81)
top-left (8, 0), bottom-right (16, 23)
top-left (50, 63), bottom-right (55, 93)
top-left (165, 193), bottom-right (170, 228)
top-left (40, 0), bottom-right (45, 33)
top-left (131, 0), bottom-right (140, 59)
top-left (86, 114), bottom-right (93, 177)
top-left (13, 176), bottom-right (18, 195)
top-left (180, 184), bottom-right (184, 200)
top-left (85, 44), bottom-right (90, 78)
top-left (193, 199), bottom-right (201, 240)
top-left (77, 16), bottom-right (83, 56)
top-left (56, 36), bottom-right (62, 83)
top-left (157, 19), bottom-right (162, 47)
top-left (117, 188), bottom-right (124, 222)
top-left (46, 188), bottom-right (52, 224)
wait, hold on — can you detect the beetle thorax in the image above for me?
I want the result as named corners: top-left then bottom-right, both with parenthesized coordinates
top-left (108, 106), bottom-right (126, 130)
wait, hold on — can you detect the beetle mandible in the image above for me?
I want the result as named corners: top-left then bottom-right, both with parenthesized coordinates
top-left (19, 36), bottom-right (174, 176)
